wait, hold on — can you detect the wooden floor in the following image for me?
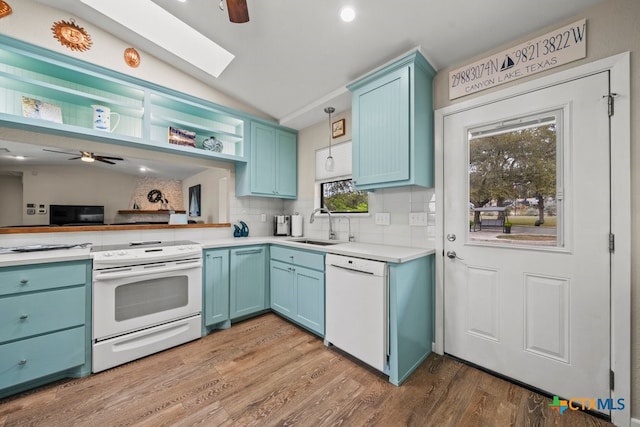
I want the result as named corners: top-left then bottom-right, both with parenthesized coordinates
top-left (0, 314), bottom-right (612, 427)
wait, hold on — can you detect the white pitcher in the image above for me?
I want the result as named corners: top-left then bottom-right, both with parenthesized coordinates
top-left (92, 105), bottom-right (120, 132)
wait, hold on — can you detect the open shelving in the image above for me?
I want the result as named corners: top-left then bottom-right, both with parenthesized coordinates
top-left (0, 35), bottom-right (248, 163)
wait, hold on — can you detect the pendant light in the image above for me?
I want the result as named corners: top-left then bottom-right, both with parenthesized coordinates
top-left (324, 106), bottom-right (335, 172)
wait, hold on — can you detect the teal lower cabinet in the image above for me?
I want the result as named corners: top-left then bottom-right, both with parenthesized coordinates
top-left (203, 249), bottom-right (230, 334)
top-left (387, 254), bottom-right (434, 386)
top-left (0, 259), bottom-right (92, 398)
top-left (270, 246), bottom-right (324, 336)
top-left (230, 246), bottom-right (268, 320)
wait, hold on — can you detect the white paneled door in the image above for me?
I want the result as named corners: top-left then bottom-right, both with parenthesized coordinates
top-left (443, 72), bottom-right (611, 407)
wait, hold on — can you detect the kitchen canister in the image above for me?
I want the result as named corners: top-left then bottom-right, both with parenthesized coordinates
top-left (291, 212), bottom-right (303, 237)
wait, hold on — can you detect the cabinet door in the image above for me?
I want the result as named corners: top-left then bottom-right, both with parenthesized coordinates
top-left (250, 122), bottom-right (277, 195)
top-left (230, 246), bottom-right (267, 319)
top-left (352, 66), bottom-right (410, 186)
top-left (294, 266), bottom-right (325, 335)
top-left (203, 249), bottom-right (229, 326)
top-left (270, 260), bottom-right (295, 318)
top-left (276, 130), bottom-right (297, 198)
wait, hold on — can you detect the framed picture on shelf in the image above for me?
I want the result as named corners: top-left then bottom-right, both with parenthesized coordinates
top-left (168, 126), bottom-right (196, 147)
top-left (188, 184), bottom-right (201, 217)
top-left (332, 118), bottom-right (345, 138)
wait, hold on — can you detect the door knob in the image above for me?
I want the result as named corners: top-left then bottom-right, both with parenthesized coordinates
top-left (446, 250), bottom-right (463, 260)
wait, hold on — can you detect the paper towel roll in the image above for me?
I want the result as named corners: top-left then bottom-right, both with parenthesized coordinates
top-left (291, 213), bottom-right (303, 237)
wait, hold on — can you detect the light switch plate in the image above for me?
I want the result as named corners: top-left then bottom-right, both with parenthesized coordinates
top-left (261, 213), bottom-right (266, 222)
top-left (409, 212), bottom-right (428, 226)
top-left (375, 212), bottom-right (390, 226)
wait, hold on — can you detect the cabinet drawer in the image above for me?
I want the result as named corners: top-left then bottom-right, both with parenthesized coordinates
top-left (0, 287), bottom-right (86, 344)
top-left (0, 327), bottom-right (85, 391)
top-left (270, 246), bottom-right (324, 271)
top-left (0, 261), bottom-right (87, 297)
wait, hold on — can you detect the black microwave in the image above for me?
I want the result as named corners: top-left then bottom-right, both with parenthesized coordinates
top-left (49, 205), bottom-right (104, 226)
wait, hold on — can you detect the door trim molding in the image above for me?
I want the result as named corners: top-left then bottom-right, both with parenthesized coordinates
top-left (434, 52), bottom-right (630, 426)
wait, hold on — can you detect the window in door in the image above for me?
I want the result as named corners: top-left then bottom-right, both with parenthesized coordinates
top-left (468, 111), bottom-right (562, 247)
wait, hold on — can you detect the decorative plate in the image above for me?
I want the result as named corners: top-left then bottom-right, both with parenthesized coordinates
top-left (203, 136), bottom-right (223, 153)
top-left (52, 19), bottom-right (93, 52)
top-left (0, 1), bottom-right (12, 19)
top-left (124, 47), bottom-right (140, 68)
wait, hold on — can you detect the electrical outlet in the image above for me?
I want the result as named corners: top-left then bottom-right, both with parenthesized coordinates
top-left (409, 212), bottom-right (428, 226)
top-left (375, 212), bottom-right (390, 226)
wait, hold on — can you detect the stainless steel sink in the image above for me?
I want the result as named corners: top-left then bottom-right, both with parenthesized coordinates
top-left (289, 239), bottom-right (341, 246)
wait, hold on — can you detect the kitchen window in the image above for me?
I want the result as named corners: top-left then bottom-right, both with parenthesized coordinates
top-left (320, 178), bottom-right (368, 213)
top-left (315, 140), bottom-right (368, 214)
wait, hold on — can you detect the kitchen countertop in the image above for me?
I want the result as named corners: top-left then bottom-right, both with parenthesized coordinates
top-left (201, 237), bottom-right (435, 263)
top-left (0, 236), bottom-right (435, 268)
top-left (0, 246), bottom-right (92, 267)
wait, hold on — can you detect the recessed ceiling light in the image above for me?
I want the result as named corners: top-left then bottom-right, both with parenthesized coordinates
top-left (79, 0), bottom-right (234, 78)
top-left (139, 167), bottom-right (147, 172)
top-left (340, 6), bottom-right (356, 22)
top-left (14, 155), bottom-right (25, 160)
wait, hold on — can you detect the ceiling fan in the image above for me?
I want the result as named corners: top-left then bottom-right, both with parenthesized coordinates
top-left (220, 0), bottom-right (249, 23)
top-left (43, 149), bottom-right (124, 165)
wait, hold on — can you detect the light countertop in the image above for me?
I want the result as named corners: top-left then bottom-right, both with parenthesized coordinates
top-left (0, 236), bottom-right (435, 268)
top-left (201, 237), bottom-right (435, 263)
top-left (0, 247), bottom-right (92, 267)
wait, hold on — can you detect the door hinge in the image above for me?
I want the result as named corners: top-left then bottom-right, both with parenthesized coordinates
top-left (609, 233), bottom-right (615, 253)
top-left (610, 370), bottom-right (615, 390)
top-left (605, 93), bottom-right (618, 117)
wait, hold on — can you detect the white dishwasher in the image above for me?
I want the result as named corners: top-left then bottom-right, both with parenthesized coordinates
top-left (325, 253), bottom-right (388, 372)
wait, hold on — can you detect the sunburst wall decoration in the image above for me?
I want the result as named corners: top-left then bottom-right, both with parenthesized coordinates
top-left (52, 19), bottom-right (93, 52)
top-left (0, 1), bottom-right (12, 19)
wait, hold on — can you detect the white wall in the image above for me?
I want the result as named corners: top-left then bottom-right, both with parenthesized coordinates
top-left (286, 109), bottom-right (435, 248)
top-left (0, 174), bottom-right (23, 226)
top-left (182, 167), bottom-right (231, 224)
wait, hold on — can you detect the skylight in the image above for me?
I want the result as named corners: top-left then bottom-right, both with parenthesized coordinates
top-left (79, 0), bottom-right (234, 78)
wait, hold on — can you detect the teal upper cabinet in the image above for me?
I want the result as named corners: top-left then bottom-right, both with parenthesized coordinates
top-left (347, 50), bottom-right (435, 190)
top-left (0, 34), bottom-right (247, 163)
top-left (235, 121), bottom-right (297, 199)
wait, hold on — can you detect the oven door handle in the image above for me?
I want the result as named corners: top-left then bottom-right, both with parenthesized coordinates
top-left (93, 261), bottom-right (201, 281)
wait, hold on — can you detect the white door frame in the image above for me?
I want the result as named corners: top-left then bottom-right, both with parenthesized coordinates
top-left (434, 52), bottom-right (630, 426)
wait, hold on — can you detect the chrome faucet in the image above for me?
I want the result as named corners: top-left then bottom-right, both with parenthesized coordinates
top-left (310, 207), bottom-right (336, 240)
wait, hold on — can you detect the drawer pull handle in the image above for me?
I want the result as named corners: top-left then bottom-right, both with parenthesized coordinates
top-left (18, 359), bottom-right (27, 366)
top-left (19, 314), bottom-right (29, 320)
top-left (19, 279), bottom-right (28, 285)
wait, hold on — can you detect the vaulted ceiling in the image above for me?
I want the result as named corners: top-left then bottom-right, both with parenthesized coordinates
top-left (36, 0), bottom-right (604, 130)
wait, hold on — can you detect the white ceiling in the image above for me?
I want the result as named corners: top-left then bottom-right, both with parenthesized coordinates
top-left (35, 0), bottom-right (604, 130)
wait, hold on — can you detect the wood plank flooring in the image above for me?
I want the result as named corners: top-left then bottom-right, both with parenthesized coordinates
top-left (0, 314), bottom-right (612, 426)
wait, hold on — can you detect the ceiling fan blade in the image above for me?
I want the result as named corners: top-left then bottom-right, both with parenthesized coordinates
top-left (226, 0), bottom-right (249, 23)
top-left (96, 155), bottom-right (124, 161)
top-left (43, 148), bottom-right (79, 156)
top-left (96, 158), bottom-right (116, 165)
top-left (68, 156), bottom-right (81, 160)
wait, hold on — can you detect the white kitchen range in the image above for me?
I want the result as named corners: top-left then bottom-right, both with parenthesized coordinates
top-left (91, 240), bottom-right (203, 373)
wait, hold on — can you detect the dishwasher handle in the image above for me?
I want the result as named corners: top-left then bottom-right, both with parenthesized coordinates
top-left (328, 263), bottom-right (375, 275)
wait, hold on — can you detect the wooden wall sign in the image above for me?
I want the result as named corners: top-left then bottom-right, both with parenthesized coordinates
top-left (449, 19), bottom-right (586, 100)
